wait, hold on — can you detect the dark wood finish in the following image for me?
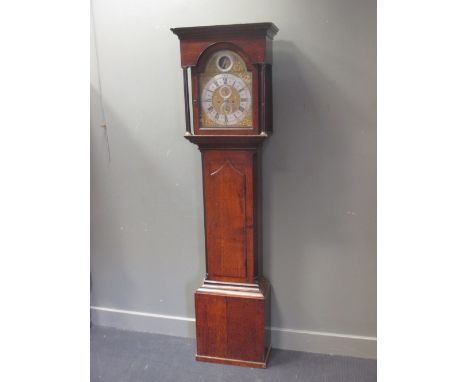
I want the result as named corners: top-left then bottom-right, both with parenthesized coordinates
top-left (185, 134), bottom-right (267, 149)
top-left (171, 23), bottom-right (278, 67)
top-left (202, 150), bottom-right (259, 283)
top-left (171, 23), bottom-right (278, 40)
top-left (194, 351), bottom-right (271, 369)
top-left (182, 67), bottom-right (192, 135)
top-left (258, 63), bottom-right (273, 134)
top-left (171, 22), bottom-right (278, 368)
top-left (195, 278), bottom-right (271, 368)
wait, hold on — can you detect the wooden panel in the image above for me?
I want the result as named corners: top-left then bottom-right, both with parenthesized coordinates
top-left (195, 281), bottom-right (270, 366)
top-left (203, 150), bottom-right (256, 283)
top-left (226, 297), bottom-right (265, 361)
top-left (205, 157), bottom-right (246, 279)
top-left (179, 37), bottom-right (268, 67)
top-left (172, 23), bottom-right (278, 67)
top-left (195, 294), bottom-right (227, 358)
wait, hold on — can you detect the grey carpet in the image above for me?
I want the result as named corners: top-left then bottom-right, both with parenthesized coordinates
top-left (91, 326), bottom-right (376, 382)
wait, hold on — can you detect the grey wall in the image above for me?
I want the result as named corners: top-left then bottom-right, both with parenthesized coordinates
top-left (91, 0), bottom-right (376, 358)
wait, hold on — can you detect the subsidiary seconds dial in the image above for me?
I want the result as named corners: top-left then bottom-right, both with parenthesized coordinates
top-left (201, 73), bottom-right (252, 126)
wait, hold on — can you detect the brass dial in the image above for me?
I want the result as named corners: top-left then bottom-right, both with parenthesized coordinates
top-left (199, 50), bottom-right (253, 128)
top-left (201, 74), bottom-right (251, 126)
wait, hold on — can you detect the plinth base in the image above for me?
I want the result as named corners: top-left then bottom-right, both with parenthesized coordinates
top-left (194, 277), bottom-right (271, 368)
top-left (196, 346), bottom-right (271, 368)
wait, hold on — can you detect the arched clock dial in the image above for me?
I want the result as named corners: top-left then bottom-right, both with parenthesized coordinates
top-left (198, 49), bottom-right (253, 129)
top-left (201, 73), bottom-right (252, 126)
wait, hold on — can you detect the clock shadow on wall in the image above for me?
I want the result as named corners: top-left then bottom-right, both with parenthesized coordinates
top-left (262, 40), bottom-right (375, 331)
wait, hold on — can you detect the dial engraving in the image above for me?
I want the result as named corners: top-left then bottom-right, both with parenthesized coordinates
top-left (201, 73), bottom-right (252, 126)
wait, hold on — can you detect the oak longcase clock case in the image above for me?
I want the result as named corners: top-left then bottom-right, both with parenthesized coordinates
top-left (171, 22), bottom-right (278, 368)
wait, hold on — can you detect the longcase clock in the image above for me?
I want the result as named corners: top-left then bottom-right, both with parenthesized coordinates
top-left (171, 22), bottom-right (278, 368)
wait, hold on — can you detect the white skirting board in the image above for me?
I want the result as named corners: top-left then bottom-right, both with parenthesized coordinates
top-left (90, 306), bottom-right (376, 359)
